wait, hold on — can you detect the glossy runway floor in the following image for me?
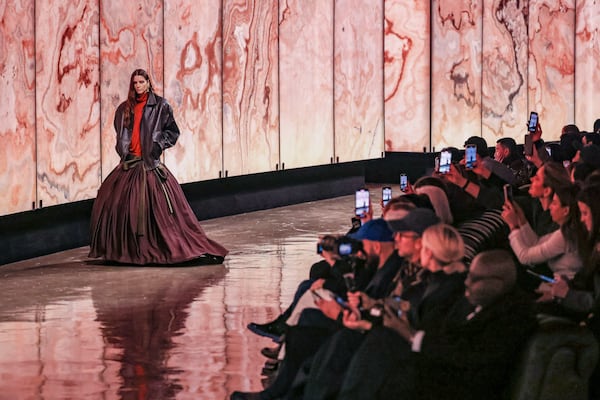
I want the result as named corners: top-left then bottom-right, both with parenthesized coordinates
top-left (0, 191), bottom-right (373, 400)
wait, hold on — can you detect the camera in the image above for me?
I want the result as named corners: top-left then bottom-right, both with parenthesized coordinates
top-left (317, 235), bottom-right (363, 258)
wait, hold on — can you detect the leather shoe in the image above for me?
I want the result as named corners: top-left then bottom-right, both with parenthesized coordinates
top-left (247, 319), bottom-right (287, 342)
top-left (260, 345), bottom-right (280, 360)
top-left (230, 391), bottom-right (263, 400)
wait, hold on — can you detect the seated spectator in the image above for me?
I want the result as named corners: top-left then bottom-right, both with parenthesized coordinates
top-left (295, 220), bottom-right (466, 400)
top-left (495, 137), bottom-right (532, 187)
top-left (336, 249), bottom-right (537, 400)
top-left (503, 179), bottom-right (584, 282)
top-left (464, 136), bottom-right (516, 185)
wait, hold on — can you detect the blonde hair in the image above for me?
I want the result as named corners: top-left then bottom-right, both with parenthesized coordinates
top-left (421, 223), bottom-right (465, 273)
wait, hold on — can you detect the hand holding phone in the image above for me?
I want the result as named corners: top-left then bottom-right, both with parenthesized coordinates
top-left (439, 150), bottom-right (452, 174)
top-left (355, 188), bottom-right (370, 217)
top-left (528, 111), bottom-right (539, 133)
top-left (465, 144), bottom-right (477, 169)
top-left (400, 174), bottom-right (408, 192)
top-left (382, 186), bottom-right (392, 206)
top-left (503, 184), bottom-right (513, 203)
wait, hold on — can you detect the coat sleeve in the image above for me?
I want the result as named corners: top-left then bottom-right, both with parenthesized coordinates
top-left (155, 100), bottom-right (180, 150)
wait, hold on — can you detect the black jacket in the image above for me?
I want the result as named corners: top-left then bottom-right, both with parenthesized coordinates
top-left (114, 92), bottom-right (180, 169)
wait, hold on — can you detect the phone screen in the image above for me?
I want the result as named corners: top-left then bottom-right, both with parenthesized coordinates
top-left (465, 145), bottom-right (477, 169)
top-left (528, 112), bottom-right (538, 132)
top-left (382, 186), bottom-right (392, 206)
top-left (355, 189), bottom-right (370, 216)
top-left (400, 174), bottom-right (408, 192)
top-left (439, 150), bottom-right (452, 174)
top-left (503, 184), bottom-right (513, 203)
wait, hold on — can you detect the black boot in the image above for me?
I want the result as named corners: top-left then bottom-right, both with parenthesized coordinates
top-left (247, 317), bottom-right (288, 342)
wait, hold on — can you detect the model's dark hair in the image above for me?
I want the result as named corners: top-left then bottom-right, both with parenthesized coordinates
top-left (124, 69), bottom-right (153, 128)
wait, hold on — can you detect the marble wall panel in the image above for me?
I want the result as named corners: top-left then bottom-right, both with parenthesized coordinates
top-left (481, 0), bottom-right (529, 144)
top-left (99, 0), bottom-right (164, 181)
top-left (164, 1), bottom-right (223, 183)
top-left (528, 0), bottom-right (575, 140)
top-left (383, 0), bottom-right (430, 152)
top-left (575, 0), bottom-right (600, 132)
top-left (333, 0), bottom-right (384, 162)
top-left (279, 0), bottom-right (334, 170)
top-left (0, 0), bottom-right (36, 215)
top-left (221, 0), bottom-right (279, 177)
top-left (35, 0), bottom-right (101, 206)
top-left (431, 0), bottom-right (483, 150)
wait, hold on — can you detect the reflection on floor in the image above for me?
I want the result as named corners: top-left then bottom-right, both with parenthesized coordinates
top-left (0, 190), bottom-right (384, 400)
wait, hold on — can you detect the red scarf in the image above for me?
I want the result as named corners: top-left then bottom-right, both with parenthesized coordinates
top-left (129, 92), bottom-right (148, 156)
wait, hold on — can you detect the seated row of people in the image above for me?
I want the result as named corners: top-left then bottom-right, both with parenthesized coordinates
top-left (231, 121), bottom-right (600, 400)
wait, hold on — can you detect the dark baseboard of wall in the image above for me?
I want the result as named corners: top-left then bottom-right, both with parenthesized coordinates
top-left (0, 161), bottom-right (366, 266)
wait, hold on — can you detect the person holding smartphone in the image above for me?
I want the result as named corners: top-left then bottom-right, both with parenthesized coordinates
top-left (503, 177), bottom-right (585, 294)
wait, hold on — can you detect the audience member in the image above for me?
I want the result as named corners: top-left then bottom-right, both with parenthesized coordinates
top-left (495, 137), bottom-right (532, 187)
top-left (503, 178), bottom-right (584, 287)
top-left (337, 250), bottom-right (537, 400)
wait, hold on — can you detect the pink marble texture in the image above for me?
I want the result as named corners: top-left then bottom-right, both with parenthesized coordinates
top-left (99, 0), bottom-right (164, 181)
top-left (164, 0), bottom-right (223, 183)
top-left (481, 0), bottom-right (529, 144)
top-left (0, 0), bottom-right (36, 214)
top-left (279, 0), bottom-right (334, 170)
top-left (575, 0), bottom-right (600, 131)
top-left (431, 0), bottom-right (483, 150)
top-left (220, 0), bottom-right (280, 177)
top-left (35, 0), bottom-right (101, 206)
top-left (528, 0), bottom-right (575, 140)
top-left (383, 0), bottom-right (430, 152)
top-left (334, 0), bottom-right (384, 162)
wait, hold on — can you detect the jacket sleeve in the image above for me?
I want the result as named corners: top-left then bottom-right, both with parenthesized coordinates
top-left (155, 100), bottom-right (180, 150)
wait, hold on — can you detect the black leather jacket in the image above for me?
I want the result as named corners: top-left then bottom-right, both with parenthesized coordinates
top-left (113, 92), bottom-right (180, 169)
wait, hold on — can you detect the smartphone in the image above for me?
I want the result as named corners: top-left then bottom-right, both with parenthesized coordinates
top-left (439, 150), bottom-right (452, 174)
top-left (526, 269), bottom-right (556, 284)
top-left (355, 188), bottom-right (370, 216)
top-left (384, 296), bottom-right (405, 318)
top-left (524, 134), bottom-right (533, 156)
top-left (465, 144), bottom-right (477, 169)
top-left (528, 111), bottom-right (539, 133)
top-left (434, 156), bottom-right (440, 172)
top-left (335, 296), bottom-right (351, 310)
top-left (316, 242), bottom-right (323, 254)
top-left (382, 186), bottom-right (392, 206)
top-left (503, 184), bottom-right (513, 203)
top-left (400, 174), bottom-right (408, 192)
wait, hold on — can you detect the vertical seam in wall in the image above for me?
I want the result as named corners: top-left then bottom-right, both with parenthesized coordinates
top-left (429, 0), bottom-right (433, 152)
top-left (573, 3), bottom-right (577, 125)
top-left (277, 0), bottom-right (281, 170)
top-left (480, 0), bottom-right (484, 138)
top-left (381, 0), bottom-right (385, 156)
top-left (98, 0), bottom-right (103, 183)
top-left (220, 0), bottom-right (225, 177)
top-left (34, 0), bottom-right (38, 209)
top-left (332, 0), bottom-right (336, 162)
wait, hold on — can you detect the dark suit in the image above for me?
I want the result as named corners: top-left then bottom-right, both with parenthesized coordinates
top-left (337, 289), bottom-right (536, 400)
